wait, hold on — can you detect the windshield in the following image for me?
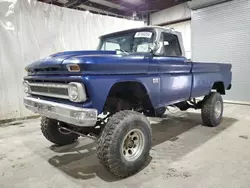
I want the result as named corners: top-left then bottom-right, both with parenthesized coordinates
top-left (98, 30), bottom-right (155, 53)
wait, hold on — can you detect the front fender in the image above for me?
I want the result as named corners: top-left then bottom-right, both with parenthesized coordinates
top-left (83, 75), bottom-right (160, 114)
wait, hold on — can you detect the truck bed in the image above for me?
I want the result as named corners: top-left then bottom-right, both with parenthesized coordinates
top-left (191, 62), bottom-right (232, 98)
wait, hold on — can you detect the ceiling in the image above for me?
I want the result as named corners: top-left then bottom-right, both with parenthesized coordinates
top-left (38, 0), bottom-right (190, 19)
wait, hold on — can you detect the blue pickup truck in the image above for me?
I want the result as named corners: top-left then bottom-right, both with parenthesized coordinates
top-left (23, 26), bottom-right (232, 177)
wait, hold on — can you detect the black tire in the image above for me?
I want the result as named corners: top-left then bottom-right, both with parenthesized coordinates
top-left (41, 117), bottom-right (79, 146)
top-left (201, 92), bottom-right (223, 127)
top-left (97, 110), bottom-right (152, 178)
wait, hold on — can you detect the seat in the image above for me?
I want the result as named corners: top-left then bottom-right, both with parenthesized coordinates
top-left (164, 45), bottom-right (177, 56)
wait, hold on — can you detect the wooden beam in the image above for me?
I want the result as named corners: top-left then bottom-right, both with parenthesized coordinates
top-left (80, 1), bottom-right (126, 15)
top-left (104, 0), bottom-right (139, 10)
top-left (157, 17), bottom-right (191, 26)
top-left (38, 0), bottom-right (129, 17)
top-left (105, 0), bottom-right (190, 16)
top-left (65, 0), bottom-right (88, 8)
top-left (76, 7), bottom-right (125, 18)
top-left (38, 0), bottom-right (59, 4)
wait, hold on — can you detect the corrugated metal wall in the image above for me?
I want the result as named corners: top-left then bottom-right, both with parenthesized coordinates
top-left (192, 0), bottom-right (250, 102)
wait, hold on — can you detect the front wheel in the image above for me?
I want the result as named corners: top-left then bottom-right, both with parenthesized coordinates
top-left (97, 110), bottom-right (152, 178)
top-left (201, 92), bottom-right (223, 127)
top-left (41, 117), bottom-right (79, 146)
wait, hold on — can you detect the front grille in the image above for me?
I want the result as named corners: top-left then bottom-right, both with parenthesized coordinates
top-left (34, 68), bottom-right (60, 72)
top-left (28, 82), bottom-right (69, 99)
top-left (30, 86), bottom-right (68, 96)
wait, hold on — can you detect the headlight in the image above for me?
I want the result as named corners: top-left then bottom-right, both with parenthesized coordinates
top-left (23, 81), bottom-right (30, 93)
top-left (68, 82), bottom-right (87, 102)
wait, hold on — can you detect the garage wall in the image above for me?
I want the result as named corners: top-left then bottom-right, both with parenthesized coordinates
top-left (150, 3), bottom-right (191, 25)
top-left (192, 0), bottom-right (250, 102)
top-left (0, 0), bottom-right (144, 120)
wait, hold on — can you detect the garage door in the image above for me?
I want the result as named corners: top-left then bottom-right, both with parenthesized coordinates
top-left (191, 0), bottom-right (250, 102)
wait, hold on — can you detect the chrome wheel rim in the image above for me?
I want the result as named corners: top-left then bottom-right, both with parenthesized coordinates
top-left (214, 101), bottom-right (222, 119)
top-left (121, 129), bottom-right (145, 162)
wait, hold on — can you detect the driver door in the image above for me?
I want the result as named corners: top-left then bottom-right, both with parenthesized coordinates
top-left (153, 32), bottom-right (192, 106)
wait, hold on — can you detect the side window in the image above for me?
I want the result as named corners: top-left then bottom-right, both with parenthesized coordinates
top-left (161, 33), bottom-right (182, 57)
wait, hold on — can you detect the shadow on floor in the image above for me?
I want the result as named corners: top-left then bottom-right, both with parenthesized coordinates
top-left (47, 112), bottom-right (238, 182)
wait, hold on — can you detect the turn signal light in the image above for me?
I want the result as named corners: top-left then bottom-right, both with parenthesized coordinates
top-left (66, 64), bottom-right (80, 72)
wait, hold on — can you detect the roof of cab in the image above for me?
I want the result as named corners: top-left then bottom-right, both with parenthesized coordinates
top-left (99, 26), bottom-right (181, 38)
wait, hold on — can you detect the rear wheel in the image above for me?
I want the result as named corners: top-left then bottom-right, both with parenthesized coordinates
top-left (41, 117), bottom-right (79, 146)
top-left (97, 110), bottom-right (152, 178)
top-left (201, 92), bottom-right (223, 127)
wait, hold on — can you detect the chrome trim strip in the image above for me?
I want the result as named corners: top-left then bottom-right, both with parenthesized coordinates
top-left (27, 81), bottom-right (69, 99)
top-left (29, 82), bottom-right (68, 89)
top-left (25, 81), bottom-right (88, 102)
top-left (24, 96), bottom-right (97, 127)
top-left (30, 91), bottom-right (69, 99)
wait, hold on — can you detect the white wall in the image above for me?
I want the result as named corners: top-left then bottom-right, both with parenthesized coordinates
top-left (0, 0), bottom-right (144, 120)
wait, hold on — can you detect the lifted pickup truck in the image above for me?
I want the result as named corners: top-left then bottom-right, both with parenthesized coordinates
top-left (23, 26), bottom-right (232, 178)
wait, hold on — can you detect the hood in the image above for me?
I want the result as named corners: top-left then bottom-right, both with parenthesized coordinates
top-left (26, 50), bottom-right (150, 75)
top-left (26, 50), bottom-right (117, 72)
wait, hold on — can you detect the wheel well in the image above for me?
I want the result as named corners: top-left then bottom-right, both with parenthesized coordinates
top-left (103, 81), bottom-right (153, 114)
top-left (212, 82), bottom-right (225, 95)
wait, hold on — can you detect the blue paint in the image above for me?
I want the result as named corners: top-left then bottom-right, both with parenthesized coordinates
top-left (24, 27), bottom-right (232, 114)
top-left (191, 62), bottom-right (232, 97)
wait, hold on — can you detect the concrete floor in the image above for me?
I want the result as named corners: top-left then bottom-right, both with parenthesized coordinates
top-left (1, 104), bottom-right (250, 188)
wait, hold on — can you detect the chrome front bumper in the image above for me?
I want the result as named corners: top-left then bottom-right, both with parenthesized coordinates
top-left (24, 96), bottom-right (97, 127)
